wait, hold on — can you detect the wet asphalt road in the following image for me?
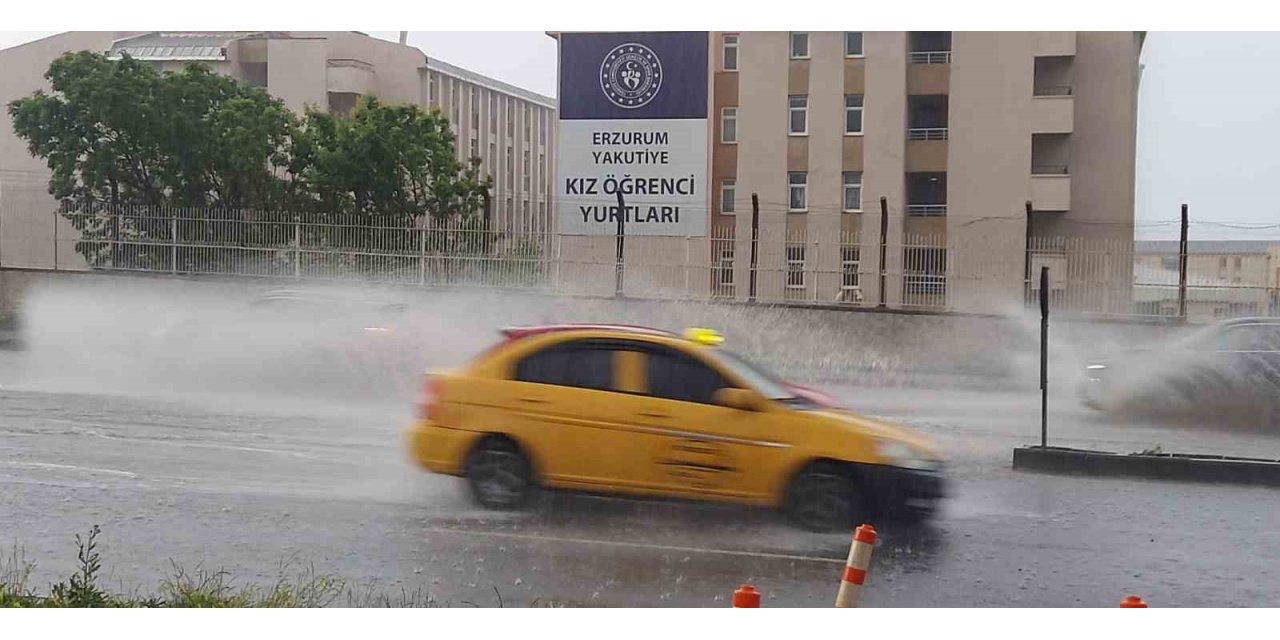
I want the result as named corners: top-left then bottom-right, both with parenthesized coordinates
top-left (3, 354), bottom-right (1280, 607)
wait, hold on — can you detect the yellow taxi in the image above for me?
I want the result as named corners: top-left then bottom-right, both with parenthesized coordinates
top-left (406, 324), bottom-right (945, 530)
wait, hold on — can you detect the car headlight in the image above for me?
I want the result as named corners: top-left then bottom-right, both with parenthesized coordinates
top-left (875, 440), bottom-right (939, 472)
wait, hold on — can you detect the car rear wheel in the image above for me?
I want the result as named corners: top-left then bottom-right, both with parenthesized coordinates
top-left (783, 463), bottom-right (864, 532)
top-left (465, 437), bottom-right (534, 510)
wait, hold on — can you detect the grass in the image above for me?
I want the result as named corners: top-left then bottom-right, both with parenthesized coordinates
top-left (0, 524), bottom-right (560, 608)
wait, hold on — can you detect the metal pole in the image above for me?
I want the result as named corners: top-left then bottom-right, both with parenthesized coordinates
top-left (293, 218), bottom-right (301, 280)
top-left (1040, 265), bottom-right (1050, 448)
top-left (878, 196), bottom-right (888, 309)
top-left (1177, 203), bottom-right (1189, 320)
top-left (170, 211), bottom-right (177, 275)
top-left (1024, 200), bottom-right (1034, 307)
top-left (749, 193), bottom-right (759, 302)
top-left (614, 189), bottom-right (626, 298)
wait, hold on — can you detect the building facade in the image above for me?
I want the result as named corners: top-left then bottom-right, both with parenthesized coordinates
top-left (707, 31), bottom-right (1144, 312)
top-left (0, 31), bottom-right (556, 269)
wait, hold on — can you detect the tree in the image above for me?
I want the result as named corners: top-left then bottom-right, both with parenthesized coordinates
top-left (289, 95), bottom-right (490, 226)
top-left (9, 52), bottom-right (495, 274)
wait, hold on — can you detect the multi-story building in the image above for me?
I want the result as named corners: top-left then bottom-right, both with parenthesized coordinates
top-left (708, 31), bottom-right (1144, 312)
top-left (0, 31), bottom-right (556, 269)
top-left (1134, 240), bottom-right (1280, 320)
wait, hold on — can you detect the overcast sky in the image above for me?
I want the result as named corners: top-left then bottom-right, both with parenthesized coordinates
top-left (2, 30), bottom-right (1277, 240)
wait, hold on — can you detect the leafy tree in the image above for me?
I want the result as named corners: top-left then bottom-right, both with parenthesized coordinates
top-left (9, 52), bottom-right (495, 273)
top-left (290, 95), bottom-right (491, 226)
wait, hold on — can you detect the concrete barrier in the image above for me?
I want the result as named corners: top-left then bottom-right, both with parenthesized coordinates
top-left (1013, 445), bottom-right (1280, 487)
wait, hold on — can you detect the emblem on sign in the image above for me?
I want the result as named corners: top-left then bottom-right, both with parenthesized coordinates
top-left (599, 43), bottom-right (663, 109)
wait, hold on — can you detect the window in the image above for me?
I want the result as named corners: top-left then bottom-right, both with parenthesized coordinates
top-left (788, 172), bottom-right (807, 211)
top-left (720, 107), bottom-right (737, 143)
top-left (788, 95), bottom-right (808, 135)
top-left (449, 80), bottom-right (459, 124)
top-left (644, 348), bottom-right (730, 405)
top-left (490, 94), bottom-right (498, 131)
top-left (539, 112), bottom-right (547, 141)
top-left (514, 342), bottom-right (616, 391)
top-left (489, 142), bottom-right (496, 173)
top-left (470, 138), bottom-right (478, 160)
top-left (843, 172), bottom-right (863, 211)
top-left (722, 34), bottom-right (739, 71)
top-left (523, 150), bottom-right (531, 191)
top-left (845, 32), bottom-right (864, 57)
top-left (1235, 257), bottom-right (1243, 269)
top-left (522, 200), bottom-right (530, 230)
top-left (1218, 324), bottom-right (1280, 351)
top-left (716, 248), bottom-right (734, 288)
top-left (844, 94), bottom-right (864, 134)
top-left (786, 244), bottom-right (806, 289)
top-left (538, 202), bottom-right (546, 230)
top-left (841, 246), bottom-right (860, 294)
top-left (471, 87), bottom-right (479, 129)
top-left (720, 178), bottom-right (736, 214)
top-left (429, 75), bottom-right (439, 106)
top-left (538, 153), bottom-right (546, 192)
top-left (789, 32), bottom-right (809, 59)
top-left (507, 101), bottom-right (514, 137)
top-left (524, 105), bottom-right (531, 142)
top-left (506, 147), bottom-right (514, 188)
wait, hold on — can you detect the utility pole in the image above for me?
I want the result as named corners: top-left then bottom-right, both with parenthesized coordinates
top-left (878, 197), bottom-right (888, 309)
top-left (614, 190), bottom-right (626, 298)
top-left (1024, 200), bottom-right (1034, 307)
top-left (749, 193), bottom-right (759, 302)
top-left (1177, 204), bottom-right (1189, 320)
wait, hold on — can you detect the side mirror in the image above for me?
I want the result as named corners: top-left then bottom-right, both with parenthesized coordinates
top-left (713, 387), bottom-right (767, 412)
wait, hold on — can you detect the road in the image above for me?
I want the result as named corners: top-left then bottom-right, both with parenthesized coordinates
top-left (4, 348), bottom-right (1280, 608)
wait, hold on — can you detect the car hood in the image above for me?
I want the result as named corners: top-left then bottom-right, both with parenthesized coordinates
top-left (807, 408), bottom-right (942, 460)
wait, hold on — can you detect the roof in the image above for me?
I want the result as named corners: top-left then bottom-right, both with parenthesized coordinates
top-left (422, 58), bottom-right (556, 110)
top-left (499, 324), bottom-right (675, 341)
top-left (1136, 240), bottom-right (1276, 255)
top-left (106, 32), bottom-right (269, 61)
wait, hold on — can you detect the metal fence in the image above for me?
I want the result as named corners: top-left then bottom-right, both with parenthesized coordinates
top-left (6, 206), bottom-right (1280, 322)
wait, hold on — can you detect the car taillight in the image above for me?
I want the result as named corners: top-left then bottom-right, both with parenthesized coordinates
top-left (416, 374), bottom-right (442, 421)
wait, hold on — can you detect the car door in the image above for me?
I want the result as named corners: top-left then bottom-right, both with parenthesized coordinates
top-left (628, 343), bottom-right (782, 501)
top-left (1214, 323), bottom-right (1280, 407)
top-left (506, 339), bottom-right (659, 491)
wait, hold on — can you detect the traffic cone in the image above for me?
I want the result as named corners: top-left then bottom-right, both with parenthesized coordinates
top-left (835, 524), bottom-right (877, 608)
top-left (1119, 595), bottom-right (1148, 608)
top-left (732, 584), bottom-right (761, 608)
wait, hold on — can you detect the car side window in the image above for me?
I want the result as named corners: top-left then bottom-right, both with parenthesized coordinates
top-left (644, 348), bottom-right (731, 405)
top-left (514, 342), bottom-right (615, 392)
top-left (1219, 325), bottom-right (1280, 352)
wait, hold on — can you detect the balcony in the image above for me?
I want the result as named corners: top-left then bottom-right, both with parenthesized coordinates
top-left (907, 204), bottom-right (947, 216)
top-left (1033, 85), bottom-right (1073, 97)
top-left (909, 51), bottom-right (951, 64)
top-left (1030, 171), bottom-right (1071, 212)
top-left (907, 127), bottom-right (948, 141)
top-left (1032, 31), bottom-right (1076, 57)
top-left (1030, 94), bottom-right (1074, 133)
top-left (327, 58), bottom-right (375, 95)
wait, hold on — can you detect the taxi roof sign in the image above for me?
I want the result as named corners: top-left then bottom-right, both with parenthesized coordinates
top-left (683, 327), bottom-right (724, 346)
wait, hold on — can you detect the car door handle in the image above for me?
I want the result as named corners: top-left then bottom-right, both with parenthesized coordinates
top-left (638, 411), bottom-right (670, 419)
top-left (517, 397), bottom-right (548, 404)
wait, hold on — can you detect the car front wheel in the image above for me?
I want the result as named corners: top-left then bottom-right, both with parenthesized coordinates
top-left (464, 436), bottom-right (534, 510)
top-left (783, 463), bottom-right (864, 532)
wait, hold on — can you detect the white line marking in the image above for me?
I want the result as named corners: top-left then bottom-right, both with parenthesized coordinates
top-left (3, 461), bottom-right (138, 478)
top-left (421, 527), bottom-right (844, 564)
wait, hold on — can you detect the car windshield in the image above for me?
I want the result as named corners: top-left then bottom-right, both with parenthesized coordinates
top-left (702, 348), bottom-right (820, 408)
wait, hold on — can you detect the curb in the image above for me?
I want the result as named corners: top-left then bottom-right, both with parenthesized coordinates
top-left (1012, 445), bottom-right (1280, 487)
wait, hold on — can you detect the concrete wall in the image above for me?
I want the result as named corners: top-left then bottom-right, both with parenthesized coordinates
top-left (266, 38), bottom-right (327, 113)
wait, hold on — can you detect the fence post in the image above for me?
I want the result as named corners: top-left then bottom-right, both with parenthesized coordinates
top-left (878, 196), bottom-right (888, 309)
top-left (1024, 200), bottom-right (1034, 307)
top-left (293, 218), bottom-right (301, 280)
top-left (419, 223), bottom-right (427, 286)
top-left (1177, 203), bottom-right (1189, 320)
top-left (749, 193), bottom-right (759, 302)
top-left (170, 210), bottom-right (178, 275)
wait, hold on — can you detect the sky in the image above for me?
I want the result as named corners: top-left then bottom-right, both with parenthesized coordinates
top-left (1, 30), bottom-right (1277, 241)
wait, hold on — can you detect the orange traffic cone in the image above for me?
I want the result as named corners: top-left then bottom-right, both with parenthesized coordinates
top-left (835, 524), bottom-right (877, 608)
top-left (733, 584), bottom-right (761, 608)
top-left (1119, 595), bottom-right (1148, 608)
